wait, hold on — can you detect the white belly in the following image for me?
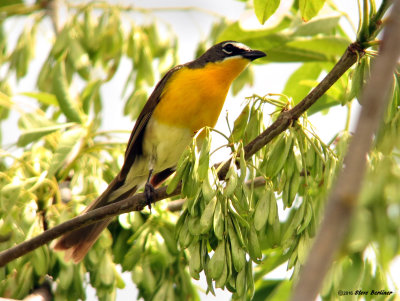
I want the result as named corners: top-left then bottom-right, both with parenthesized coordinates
top-left (114, 117), bottom-right (193, 197)
top-left (143, 117), bottom-right (193, 171)
top-left (109, 117), bottom-right (193, 201)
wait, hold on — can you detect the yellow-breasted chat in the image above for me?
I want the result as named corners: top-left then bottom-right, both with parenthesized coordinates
top-left (54, 40), bottom-right (266, 262)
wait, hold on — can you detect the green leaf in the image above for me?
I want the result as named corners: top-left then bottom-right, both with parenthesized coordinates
top-left (51, 26), bottom-right (71, 57)
top-left (218, 16), bottom-right (292, 42)
top-left (81, 80), bottom-right (102, 114)
top-left (47, 127), bottom-right (85, 178)
top-left (10, 26), bottom-right (35, 79)
top-left (67, 39), bottom-right (90, 78)
top-left (268, 279), bottom-right (292, 301)
top-left (0, 88), bottom-right (11, 122)
top-left (299, 0), bottom-right (326, 21)
top-left (294, 15), bottom-right (341, 36)
top-left (20, 92), bottom-right (58, 106)
top-left (231, 104), bottom-right (250, 142)
top-left (124, 88), bottom-right (148, 120)
top-left (135, 43), bottom-right (154, 87)
top-left (267, 46), bottom-right (326, 62)
top-left (349, 56), bottom-right (371, 104)
top-left (253, 0), bottom-right (280, 25)
top-left (17, 122), bottom-right (75, 147)
top-left (37, 58), bottom-right (53, 93)
top-left (266, 36), bottom-right (348, 62)
top-left (300, 65), bottom-right (347, 115)
top-left (18, 111), bottom-right (53, 130)
top-left (0, 0), bottom-right (23, 8)
top-left (283, 63), bottom-right (322, 104)
top-left (52, 59), bottom-right (83, 123)
top-left (252, 279), bottom-right (283, 301)
top-left (286, 36), bottom-right (349, 57)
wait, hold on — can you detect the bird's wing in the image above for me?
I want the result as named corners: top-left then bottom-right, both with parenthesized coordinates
top-left (118, 65), bottom-right (183, 181)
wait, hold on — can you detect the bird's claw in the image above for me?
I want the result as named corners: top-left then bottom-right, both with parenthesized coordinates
top-left (145, 182), bottom-right (155, 211)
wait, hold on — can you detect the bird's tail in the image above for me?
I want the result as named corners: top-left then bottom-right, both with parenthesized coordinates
top-left (54, 175), bottom-right (137, 263)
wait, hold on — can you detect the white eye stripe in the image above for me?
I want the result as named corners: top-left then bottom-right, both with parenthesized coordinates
top-left (222, 42), bottom-right (251, 55)
top-left (222, 48), bottom-right (233, 54)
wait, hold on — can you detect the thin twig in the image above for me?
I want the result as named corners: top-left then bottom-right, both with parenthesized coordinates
top-left (0, 42), bottom-right (364, 267)
top-left (292, 0), bottom-right (400, 299)
top-left (45, 0), bottom-right (62, 34)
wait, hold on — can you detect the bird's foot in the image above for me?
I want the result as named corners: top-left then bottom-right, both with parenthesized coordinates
top-left (145, 182), bottom-right (155, 211)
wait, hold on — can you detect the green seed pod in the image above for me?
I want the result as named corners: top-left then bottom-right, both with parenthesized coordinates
top-left (188, 241), bottom-right (202, 279)
top-left (284, 149), bottom-right (295, 179)
top-left (232, 104), bottom-right (250, 142)
top-left (201, 170), bottom-right (216, 202)
top-left (268, 190), bottom-right (278, 226)
top-left (158, 225), bottom-right (178, 255)
top-left (247, 224), bottom-right (262, 261)
top-left (99, 254), bottom-right (115, 286)
top-left (198, 128), bottom-right (211, 180)
top-left (288, 172), bottom-right (301, 207)
top-left (166, 157), bottom-right (189, 194)
top-left (213, 200), bottom-right (224, 240)
top-left (306, 143), bottom-right (316, 168)
top-left (224, 163), bottom-right (238, 197)
top-left (297, 201), bottom-right (313, 234)
top-left (246, 261), bottom-right (255, 298)
top-left (239, 143), bottom-right (247, 183)
top-left (228, 221), bottom-right (246, 272)
top-left (188, 216), bottom-right (203, 236)
top-left (297, 233), bottom-right (310, 264)
top-left (235, 266), bottom-right (247, 297)
top-left (207, 240), bottom-right (226, 279)
top-left (199, 196), bottom-right (217, 233)
top-left (204, 254), bottom-right (216, 296)
top-left (178, 221), bottom-right (193, 248)
top-left (254, 188), bottom-right (270, 231)
top-left (264, 132), bottom-right (293, 178)
top-left (215, 256), bottom-right (228, 288)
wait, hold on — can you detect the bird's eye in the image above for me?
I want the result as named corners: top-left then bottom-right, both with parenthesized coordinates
top-left (222, 43), bottom-right (235, 54)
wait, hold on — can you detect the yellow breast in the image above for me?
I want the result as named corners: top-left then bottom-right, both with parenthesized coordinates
top-left (152, 57), bottom-right (250, 132)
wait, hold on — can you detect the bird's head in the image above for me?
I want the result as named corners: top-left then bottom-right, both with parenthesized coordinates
top-left (189, 41), bottom-right (266, 68)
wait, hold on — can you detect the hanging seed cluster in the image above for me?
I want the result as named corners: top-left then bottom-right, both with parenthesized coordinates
top-left (167, 97), bottom-right (339, 298)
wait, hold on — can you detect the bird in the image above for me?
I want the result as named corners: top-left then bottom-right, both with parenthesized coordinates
top-left (54, 40), bottom-right (266, 262)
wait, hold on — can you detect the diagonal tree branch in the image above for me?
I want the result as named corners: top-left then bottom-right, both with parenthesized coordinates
top-left (0, 42), bottom-right (363, 267)
top-left (292, 0), bottom-right (400, 300)
top-left (0, 185), bottom-right (181, 267)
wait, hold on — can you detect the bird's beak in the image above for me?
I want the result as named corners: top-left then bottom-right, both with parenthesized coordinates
top-left (242, 50), bottom-right (267, 61)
